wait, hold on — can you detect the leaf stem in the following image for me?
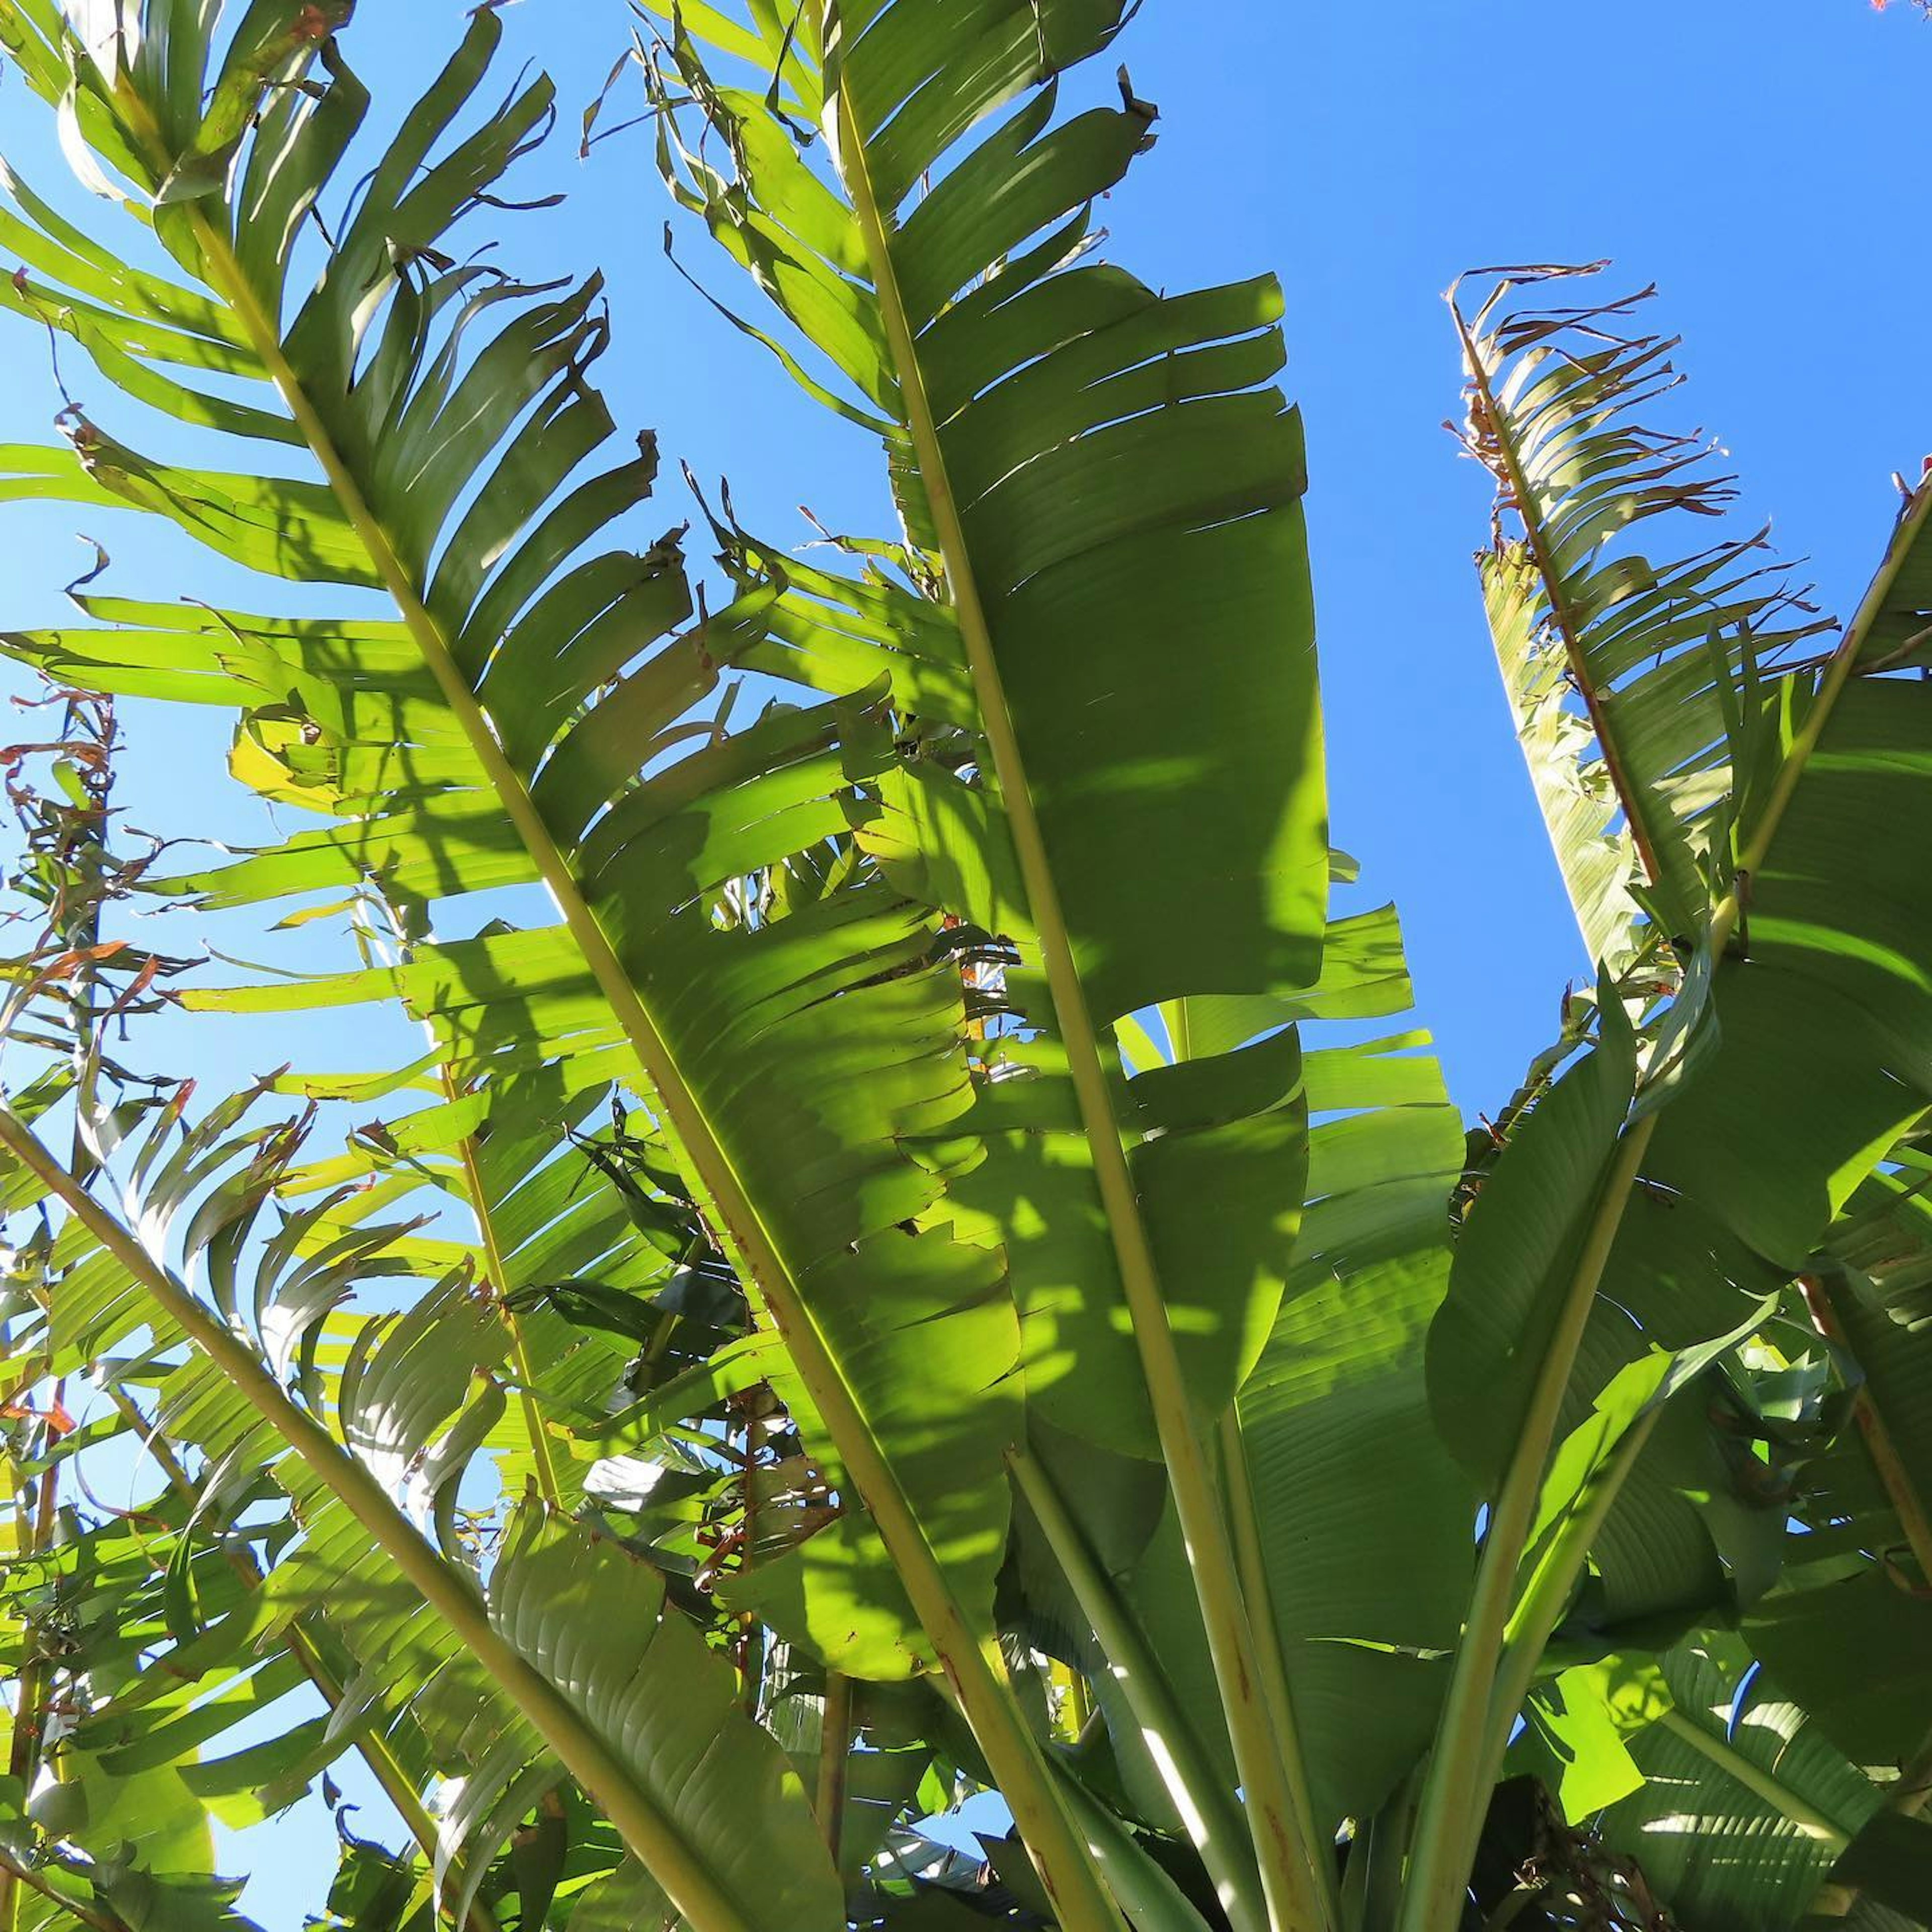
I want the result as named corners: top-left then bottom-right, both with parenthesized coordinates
top-left (815, 1670), bottom-right (852, 1871)
top-left (1217, 1412), bottom-right (1339, 1929)
top-left (1053, 1767), bottom-right (1220, 1932)
top-left (1475, 1405), bottom-right (1663, 1800)
top-left (1399, 1114), bottom-right (1656, 1932)
top-left (1009, 1446), bottom-right (1269, 1932)
top-left (824, 41), bottom-right (1328, 1932)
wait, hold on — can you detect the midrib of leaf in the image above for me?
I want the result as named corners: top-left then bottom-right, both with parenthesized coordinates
top-left (100, 1383), bottom-right (499, 1932)
top-left (1009, 1445), bottom-right (1269, 1932)
top-left (1654, 1707), bottom-right (1852, 1848)
top-left (1402, 470), bottom-right (1932, 1930)
top-left (1218, 1412), bottom-right (1341, 1930)
top-left (0, 1851), bottom-right (121, 1932)
top-left (1479, 1403), bottom-right (1663, 1795)
top-left (824, 59), bottom-right (1332, 1932)
top-left (100, 72), bottom-right (1109, 1932)
top-left (1711, 472), bottom-right (1932, 938)
top-left (0, 1103), bottom-right (758, 1932)
top-left (1452, 298), bottom-right (1669, 896)
top-left (1801, 1272), bottom-right (1932, 1584)
top-left (1400, 1112), bottom-right (1657, 1931)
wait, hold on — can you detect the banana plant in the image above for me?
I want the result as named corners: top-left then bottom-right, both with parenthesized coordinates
top-left (0, 2), bottom-right (1169, 1923)
top-left (1396, 264), bottom-right (1932, 1930)
top-left (637, 7), bottom-right (1348, 1920)
top-left (5, 6), bottom-right (1932, 1932)
top-left (0, 0), bottom-right (1347, 1924)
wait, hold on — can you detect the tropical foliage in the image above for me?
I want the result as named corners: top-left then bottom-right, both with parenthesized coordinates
top-left (0, 5), bottom-right (1928, 1931)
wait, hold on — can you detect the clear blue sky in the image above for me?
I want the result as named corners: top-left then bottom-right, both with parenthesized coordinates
top-left (1, 2), bottom-right (1927, 1922)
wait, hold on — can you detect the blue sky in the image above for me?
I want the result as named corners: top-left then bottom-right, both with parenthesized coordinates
top-left (1, 1), bottom-right (1928, 1922)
